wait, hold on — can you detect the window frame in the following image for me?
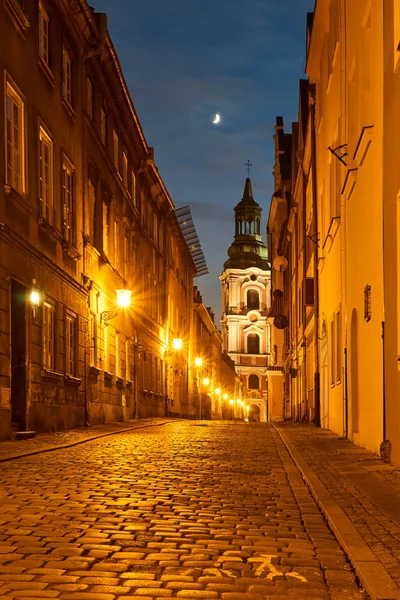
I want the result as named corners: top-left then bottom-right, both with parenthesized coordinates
top-left (43, 300), bottom-right (56, 371)
top-left (248, 374), bottom-right (260, 390)
top-left (112, 129), bottom-right (119, 173)
top-left (38, 1), bottom-right (50, 68)
top-left (62, 46), bottom-right (72, 106)
top-left (65, 312), bottom-right (76, 376)
top-left (5, 80), bottom-right (26, 194)
top-left (247, 333), bottom-right (260, 355)
top-left (38, 124), bottom-right (54, 224)
top-left (62, 155), bottom-right (74, 244)
top-left (100, 105), bottom-right (106, 145)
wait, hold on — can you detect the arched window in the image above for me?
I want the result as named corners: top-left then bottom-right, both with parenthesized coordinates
top-left (247, 289), bottom-right (259, 309)
top-left (248, 374), bottom-right (259, 389)
top-left (247, 333), bottom-right (260, 354)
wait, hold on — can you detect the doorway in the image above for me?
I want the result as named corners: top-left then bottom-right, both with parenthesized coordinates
top-left (11, 280), bottom-right (27, 430)
top-left (320, 321), bottom-right (329, 429)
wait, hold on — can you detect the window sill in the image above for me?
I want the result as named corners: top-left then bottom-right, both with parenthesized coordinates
top-left (104, 371), bottom-right (113, 382)
top-left (41, 369), bottom-right (63, 382)
top-left (38, 57), bottom-right (55, 87)
top-left (89, 365), bottom-right (100, 376)
top-left (116, 376), bottom-right (124, 387)
top-left (4, 0), bottom-right (30, 36)
top-left (64, 374), bottom-right (82, 387)
top-left (38, 217), bottom-right (62, 243)
top-left (62, 98), bottom-right (76, 120)
top-left (126, 380), bottom-right (133, 387)
top-left (4, 185), bottom-right (32, 215)
top-left (61, 239), bottom-right (80, 260)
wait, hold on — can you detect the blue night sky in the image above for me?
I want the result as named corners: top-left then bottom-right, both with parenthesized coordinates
top-left (91, 0), bottom-right (314, 318)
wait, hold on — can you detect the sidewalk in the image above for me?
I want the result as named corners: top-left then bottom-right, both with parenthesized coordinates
top-left (0, 417), bottom-right (175, 462)
top-left (275, 421), bottom-right (400, 600)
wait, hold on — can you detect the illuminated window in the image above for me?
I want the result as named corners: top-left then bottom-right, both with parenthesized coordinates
top-left (89, 312), bottom-right (97, 367)
top-left (103, 324), bottom-right (108, 372)
top-left (39, 126), bottom-right (53, 223)
top-left (113, 129), bottom-right (119, 172)
top-left (115, 331), bottom-right (120, 378)
top-left (248, 374), bottom-right (259, 389)
top-left (38, 2), bottom-right (49, 66)
top-left (100, 106), bottom-right (106, 145)
top-left (43, 301), bottom-right (55, 370)
top-left (247, 334), bottom-right (260, 355)
top-left (65, 314), bottom-right (76, 376)
top-left (86, 77), bottom-right (93, 119)
top-left (62, 160), bottom-right (73, 243)
top-left (102, 200), bottom-right (109, 256)
top-left (5, 82), bottom-right (25, 193)
top-left (62, 47), bottom-right (72, 104)
top-left (125, 339), bottom-right (130, 380)
top-left (113, 218), bottom-right (118, 268)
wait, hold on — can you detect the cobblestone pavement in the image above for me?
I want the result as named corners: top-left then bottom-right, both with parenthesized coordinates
top-left (0, 420), bottom-right (175, 463)
top-left (276, 422), bottom-right (400, 592)
top-left (0, 421), bottom-right (367, 600)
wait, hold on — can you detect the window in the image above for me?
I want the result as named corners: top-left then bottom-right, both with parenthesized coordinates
top-left (115, 331), bottom-right (120, 378)
top-left (123, 234), bottom-right (128, 280)
top-left (62, 47), bottom-right (72, 105)
top-left (247, 334), bottom-right (260, 355)
top-left (336, 309), bottom-right (341, 382)
top-left (5, 82), bottom-right (25, 193)
top-left (122, 151), bottom-right (128, 188)
top-left (247, 289), bottom-right (259, 310)
top-left (38, 2), bottom-right (49, 67)
top-left (102, 200), bottom-right (109, 256)
top-left (39, 126), bottom-right (53, 223)
top-left (113, 130), bottom-right (119, 172)
top-left (87, 179), bottom-right (96, 242)
top-left (89, 312), bottom-right (97, 367)
top-left (113, 218), bottom-right (118, 268)
top-left (100, 106), bottom-right (106, 145)
top-left (43, 301), bottom-right (55, 370)
top-left (65, 314), bottom-right (76, 376)
top-left (131, 171), bottom-right (136, 206)
top-left (62, 160), bottom-right (73, 243)
top-left (86, 77), bottom-right (93, 119)
top-left (103, 324), bottom-right (108, 372)
top-left (248, 374), bottom-right (259, 389)
top-left (125, 339), bottom-right (130, 380)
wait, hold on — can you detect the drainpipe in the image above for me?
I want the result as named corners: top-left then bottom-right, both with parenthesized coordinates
top-left (309, 83), bottom-right (321, 427)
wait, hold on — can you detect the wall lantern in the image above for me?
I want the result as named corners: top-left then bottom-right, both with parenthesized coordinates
top-left (172, 338), bottom-right (183, 350)
top-left (29, 286), bottom-right (41, 307)
top-left (203, 377), bottom-right (210, 386)
top-left (101, 289), bottom-right (132, 323)
top-left (223, 393), bottom-right (228, 400)
top-left (215, 388), bottom-right (221, 395)
top-left (116, 289), bottom-right (132, 308)
top-left (195, 357), bottom-right (203, 367)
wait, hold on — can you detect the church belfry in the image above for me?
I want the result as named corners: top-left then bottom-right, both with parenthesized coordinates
top-left (219, 177), bottom-right (273, 423)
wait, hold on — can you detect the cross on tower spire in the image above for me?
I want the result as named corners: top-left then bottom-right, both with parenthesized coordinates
top-left (245, 160), bottom-right (252, 176)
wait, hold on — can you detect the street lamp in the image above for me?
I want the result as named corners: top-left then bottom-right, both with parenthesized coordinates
top-left (100, 289), bottom-right (132, 322)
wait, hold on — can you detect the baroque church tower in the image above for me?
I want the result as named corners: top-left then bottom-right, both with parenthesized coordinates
top-left (219, 177), bottom-right (272, 422)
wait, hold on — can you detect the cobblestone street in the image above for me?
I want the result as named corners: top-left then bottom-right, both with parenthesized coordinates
top-left (0, 421), bottom-right (367, 600)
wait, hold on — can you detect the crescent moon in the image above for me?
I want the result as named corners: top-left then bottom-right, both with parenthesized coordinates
top-left (213, 113), bottom-right (221, 124)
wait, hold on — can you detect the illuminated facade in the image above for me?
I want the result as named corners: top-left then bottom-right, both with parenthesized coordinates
top-left (220, 178), bottom-right (279, 422)
top-left (0, 0), bottom-right (203, 439)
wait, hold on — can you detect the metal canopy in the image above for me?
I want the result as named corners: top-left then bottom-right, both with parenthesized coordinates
top-left (174, 206), bottom-right (208, 278)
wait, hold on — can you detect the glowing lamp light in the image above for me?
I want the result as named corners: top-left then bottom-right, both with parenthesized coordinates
top-left (172, 338), bottom-right (183, 350)
top-left (229, 399), bottom-right (234, 406)
top-left (203, 377), bottom-right (210, 386)
top-left (223, 393), bottom-right (228, 400)
top-left (30, 288), bottom-right (41, 306)
top-left (116, 289), bottom-right (131, 308)
top-left (215, 388), bottom-right (221, 395)
top-left (195, 357), bottom-right (203, 367)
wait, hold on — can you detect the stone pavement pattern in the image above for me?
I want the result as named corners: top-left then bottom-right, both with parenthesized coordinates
top-left (0, 421), bottom-right (368, 599)
top-left (276, 422), bottom-right (400, 589)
